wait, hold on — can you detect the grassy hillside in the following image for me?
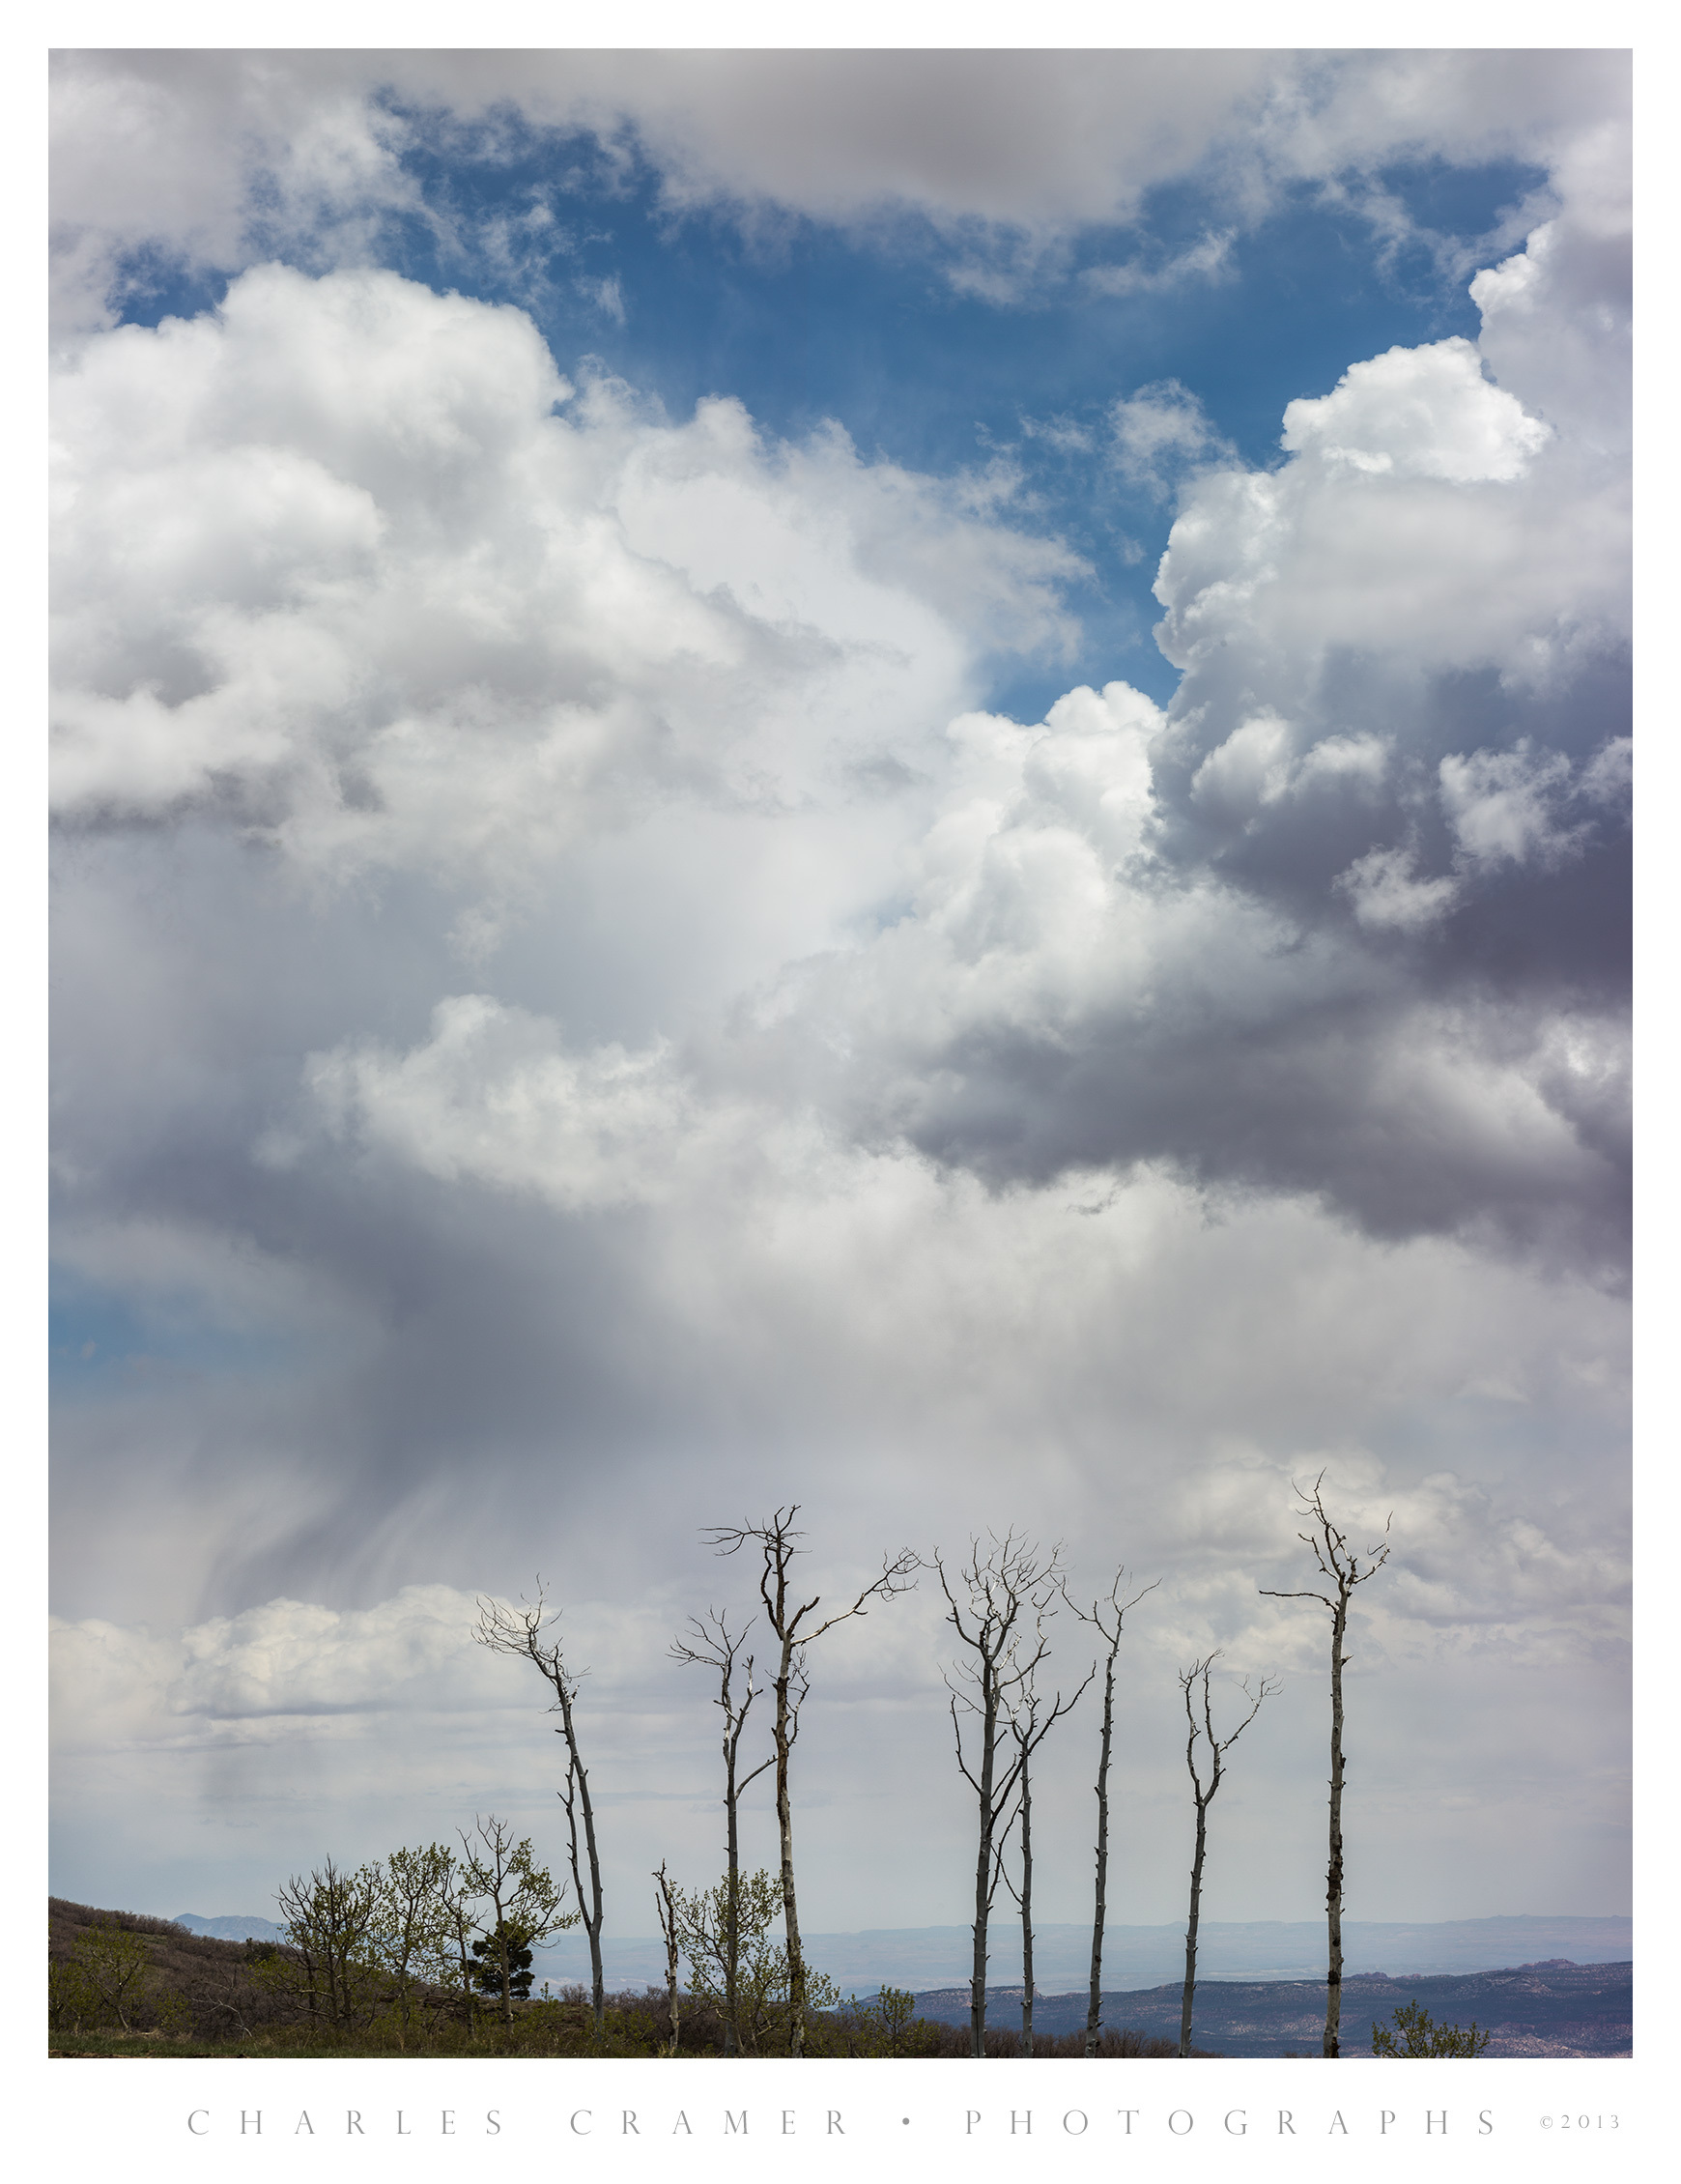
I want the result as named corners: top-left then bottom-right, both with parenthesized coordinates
top-left (47, 1897), bottom-right (1193, 2058)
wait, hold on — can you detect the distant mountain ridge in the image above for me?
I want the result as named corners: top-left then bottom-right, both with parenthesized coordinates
top-left (174, 1911), bottom-right (285, 1943)
top-left (911, 1960), bottom-right (1633, 2058)
top-left (530, 1912), bottom-right (1633, 1995)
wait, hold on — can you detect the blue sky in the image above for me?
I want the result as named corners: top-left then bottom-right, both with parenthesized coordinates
top-left (49, 48), bottom-right (1629, 1951)
top-left (110, 120), bottom-right (1552, 723)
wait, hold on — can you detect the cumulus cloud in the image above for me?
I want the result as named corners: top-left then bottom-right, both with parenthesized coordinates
top-left (1140, 166), bottom-right (1628, 988)
top-left (51, 195), bottom-right (1632, 1301)
top-left (735, 694), bottom-right (1625, 1271)
top-left (297, 997), bottom-right (720, 1212)
top-left (261, 670), bottom-right (1623, 1282)
top-left (47, 55), bottom-right (1628, 1930)
top-left (168, 1587), bottom-right (509, 1720)
top-left (1279, 338), bottom-right (1550, 483)
top-left (51, 263), bottom-right (1079, 929)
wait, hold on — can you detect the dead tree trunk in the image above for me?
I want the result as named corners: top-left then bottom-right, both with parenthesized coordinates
top-left (1177, 1653), bottom-right (1278, 2057)
top-left (653, 1861), bottom-right (681, 2055)
top-left (1004, 1665), bottom-right (1092, 2052)
top-left (937, 1532), bottom-right (1059, 2057)
top-left (473, 1588), bottom-right (608, 2034)
top-left (1260, 1476), bottom-right (1390, 2058)
top-left (1019, 1755), bottom-right (1035, 2050)
top-left (1063, 1567), bottom-right (1157, 2055)
top-left (670, 1609), bottom-right (773, 2056)
top-left (706, 1507), bottom-right (918, 2056)
top-left (1178, 1774), bottom-right (1208, 2060)
top-left (556, 1746), bottom-right (606, 2031)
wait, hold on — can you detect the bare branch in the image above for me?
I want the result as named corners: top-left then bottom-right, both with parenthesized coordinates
top-left (473, 1584), bottom-right (607, 2035)
top-left (697, 1506), bottom-right (917, 2056)
top-left (1060, 1567), bottom-right (1160, 1647)
top-left (1256, 1472), bottom-right (1393, 2059)
top-left (935, 1530), bottom-right (1066, 2056)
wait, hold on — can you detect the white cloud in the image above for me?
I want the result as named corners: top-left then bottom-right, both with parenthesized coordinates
top-left (46, 54), bottom-right (1629, 1932)
top-left (1468, 123), bottom-right (1631, 448)
top-left (51, 263), bottom-right (1080, 923)
top-left (299, 996), bottom-right (725, 1212)
top-left (1150, 130), bottom-right (1628, 714)
top-left (49, 51), bottom-right (423, 337)
top-left (280, 666), bottom-right (1622, 1278)
top-left (49, 174), bottom-right (1629, 1280)
top-left (1280, 338), bottom-right (1550, 484)
top-left (1188, 710), bottom-right (1296, 818)
top-left (48, 51), bottom-right (1629, 330)
top-left (1110, 379), bottom-right (1237, 501)
top-left (1334, 847), bottom-right (1460, 934)
top-left (1082, 228), bottom-right (1236, 299)
top-left (49, 1447), bottom-right (1626, 1928)
top-left (171, 1587), bottom-right (505, 1720)
top-left (1439, 741), bottom-right (1581, 870)
top-left (1188, 717), bottom-right (1388, 827)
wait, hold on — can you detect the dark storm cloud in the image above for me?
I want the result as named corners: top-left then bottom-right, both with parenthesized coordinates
top-left (764, 231), bottom-right (1631, 1273)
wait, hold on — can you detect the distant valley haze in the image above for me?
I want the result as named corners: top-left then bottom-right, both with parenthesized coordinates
top-left (171, 1912), bottom-right (1632, 1995)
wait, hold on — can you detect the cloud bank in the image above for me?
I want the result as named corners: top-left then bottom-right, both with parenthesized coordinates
top-left (48, 49), bottom-right (1629, 1930)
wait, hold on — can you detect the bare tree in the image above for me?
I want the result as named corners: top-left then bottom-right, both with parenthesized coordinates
top-left (1063, 1566), bottom-right (1158, 2055)
top-left (1000, 1659), bottom-right (1092, 2050)
top-left (670, 1608), bottom-right (774, 2055)
top-left (937, 1531), bottom-right (1060, 2057)
top-left (705, 1508), bottom-right (919, 2055)
top-left (456, 1814), bottom-right (572, 2030)
top-left (474, 1587), bottom-right (608, 2033)
top-left (1260, 1473), bottom-right (1392, 2057)
top-left (653, 1860), bottom-right (681, 2055)
top-left (1177, 1653), bottom-right (1279, 2057)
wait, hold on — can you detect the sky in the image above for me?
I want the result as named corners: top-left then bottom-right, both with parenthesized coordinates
top-left (47, 45), bottom-right (1631, 1952)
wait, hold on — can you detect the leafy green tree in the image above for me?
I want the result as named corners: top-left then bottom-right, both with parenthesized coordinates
top-left (48, 1956), bottom-right (99, 2036)
top-left (71, 1919), bottom-right (152, 2031)
top-left (374, 1842), bottom-right (458, 2028)
top-left (471, 1922), bottom-right (535, 1999)
top-left (869, 1983), bottom-right (919, 2055)
top-left (674, 1865), bottom-right (839, 2055)
top-left (456, 1814), bottom-right (575, 2030)
top-left (1372, 1999), bottom-right (1492, 2056)
top-left (270, 1856), bottom-right (385, 2027)
top-left (434, 1856), bottom-right (488, 2032)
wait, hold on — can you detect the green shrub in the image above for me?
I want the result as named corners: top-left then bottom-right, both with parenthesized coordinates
top-left (1372, 1999), bottom-right (1492, 2056)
